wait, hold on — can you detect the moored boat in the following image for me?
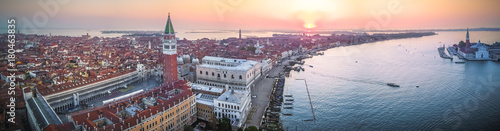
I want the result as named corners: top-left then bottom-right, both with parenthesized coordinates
top-left (387, 83), bottom-right (400, 87)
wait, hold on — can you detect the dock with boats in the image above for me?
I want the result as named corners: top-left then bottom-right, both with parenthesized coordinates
top-left (261, 78), bottom-right (285, 130)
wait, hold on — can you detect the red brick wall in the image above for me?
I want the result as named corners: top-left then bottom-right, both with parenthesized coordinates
top-left (162, 54), bottom-right (177, 84)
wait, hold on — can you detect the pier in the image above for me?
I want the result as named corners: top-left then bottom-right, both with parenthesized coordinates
top-left (446, 47), bottom-right (455, 56)
top-left (296, 79), bottom-right (316, 121)
top-left (438, 47), bottom-right (452, 59)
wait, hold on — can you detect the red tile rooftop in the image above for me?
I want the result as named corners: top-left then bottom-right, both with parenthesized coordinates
top-left (35, 68), bottom-right (136, 96)
top-left (68, 80), bottom-right (193, 131)
top-left (43, 122), bottom-right (76, 131)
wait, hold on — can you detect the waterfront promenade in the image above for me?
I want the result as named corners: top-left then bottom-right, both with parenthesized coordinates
top-left (247, 55), bottom-right (298, 128)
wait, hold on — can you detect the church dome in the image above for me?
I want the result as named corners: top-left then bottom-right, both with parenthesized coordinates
top-left (177, 57), bottom-right (184, 65)
top-left (192, 58), bottom-right (199, 65)
top-left (182, 55), bottom-right (191, 64)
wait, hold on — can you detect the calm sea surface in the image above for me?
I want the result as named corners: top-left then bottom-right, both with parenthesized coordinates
top-left (281, 31), bottom-right (500, 130)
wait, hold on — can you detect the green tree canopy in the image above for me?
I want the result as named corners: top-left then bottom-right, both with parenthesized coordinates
top-left (459, 40), bottom-right (465, 47)
top-left (183, 125), bottom-right (194, 131)
top-left (247, 46), bottom-right (257, 52)
top-left (217, 117), bottom-right (232, 131)
top-left (244, 126), bottom-right (258, 131)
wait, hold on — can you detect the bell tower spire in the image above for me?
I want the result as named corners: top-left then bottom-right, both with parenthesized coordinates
top-left (162, 12), bottom-right (178, 84)
top-left (465, 28), bottom-right (470, 49)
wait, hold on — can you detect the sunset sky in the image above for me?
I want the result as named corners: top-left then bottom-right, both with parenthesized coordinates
top-left (1, 0), bottom-right (500, 31)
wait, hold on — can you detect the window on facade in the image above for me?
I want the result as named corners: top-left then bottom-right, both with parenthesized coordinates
top-left (172, 45), bottom-right (176, 49)
top-left (212, 72), bottom-right (214, 76)
top-left (239, 75), bottom-right (242, 79)
top-left (224, 74), bottom-right (226, 78)
top-left (164, 45), bottom-right (169, 49)
top-left (231, 75), bottom-right (234, 79)
top-left (218, 73), bottom-right (220, 77)
top-left (206, 71), bottom-right (208, 75)
top-left (200, 71), bottom-right (202, 74)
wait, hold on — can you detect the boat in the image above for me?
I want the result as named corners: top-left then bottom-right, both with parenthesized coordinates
top-left (309, 65), bottom-right (313, 68)
top-left (284, 95), bottom-right (293, 97)
top-left (387, 83), bottom-right (400, 87)
top-left (284, 103), bottom-right (293, 105)
top-left (455, 61), bottom-right (465, 64)
top-left (285, 99), bottom-right (294, 101)
top-left (282, 113), bottom-right (293, 116)
top-left (303, 119), bottom-right (314, 121)
top-left (283, 107), bottom-right (293, 109)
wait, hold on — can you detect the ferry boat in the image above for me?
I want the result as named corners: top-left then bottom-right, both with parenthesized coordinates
top-left (387, 83), bottom-right (400, 87)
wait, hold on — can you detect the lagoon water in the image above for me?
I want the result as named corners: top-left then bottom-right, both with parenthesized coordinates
top-left (4, 28), bottom-right (499, 130)
top-left (281, 31), bottom-right (500, 130)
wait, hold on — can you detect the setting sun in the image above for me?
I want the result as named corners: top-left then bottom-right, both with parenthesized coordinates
top-left (305, 23), bottom-right (316, 29)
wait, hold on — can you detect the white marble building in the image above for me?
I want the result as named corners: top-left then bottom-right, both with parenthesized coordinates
top-left (213, 89), bottom-right (251, 127)
top-left (472, 40), bottom-right (490, 59)
top-left (195, 56), bottom-right (261, 91)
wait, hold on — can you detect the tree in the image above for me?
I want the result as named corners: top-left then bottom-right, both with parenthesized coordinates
top-left (247, 46), bottom-right (256, 52)
top-left (237, 127), bottom-right (244, 131)
top-left (458, 40), bottom-right (465, 48)
top-left (493, 41), bottom-right (500, 47)
top-left (184, 125), bottom-right (194, 131)
top-left (244, 126), bottom-right (258, 131)
top-left (217, 117), bottom-right (232, 131)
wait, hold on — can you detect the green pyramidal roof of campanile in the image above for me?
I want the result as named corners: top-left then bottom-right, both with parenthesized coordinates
top-left (165, 13), bottom-right (174, 34)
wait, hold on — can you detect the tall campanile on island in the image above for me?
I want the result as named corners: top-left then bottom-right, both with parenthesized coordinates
top-left (162, 13), bottom-right (178, 85)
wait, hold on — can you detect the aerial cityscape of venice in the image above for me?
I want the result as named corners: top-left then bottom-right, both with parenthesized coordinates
top-left (1, 0), bottom-right (500, 131)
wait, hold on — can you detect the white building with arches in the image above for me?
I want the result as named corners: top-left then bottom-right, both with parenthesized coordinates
top-left (194, 56), bottom-right (261, 91)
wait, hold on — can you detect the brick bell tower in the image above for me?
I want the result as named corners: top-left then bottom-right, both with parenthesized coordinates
top-left (162, 12), bottom-right (178, 85)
